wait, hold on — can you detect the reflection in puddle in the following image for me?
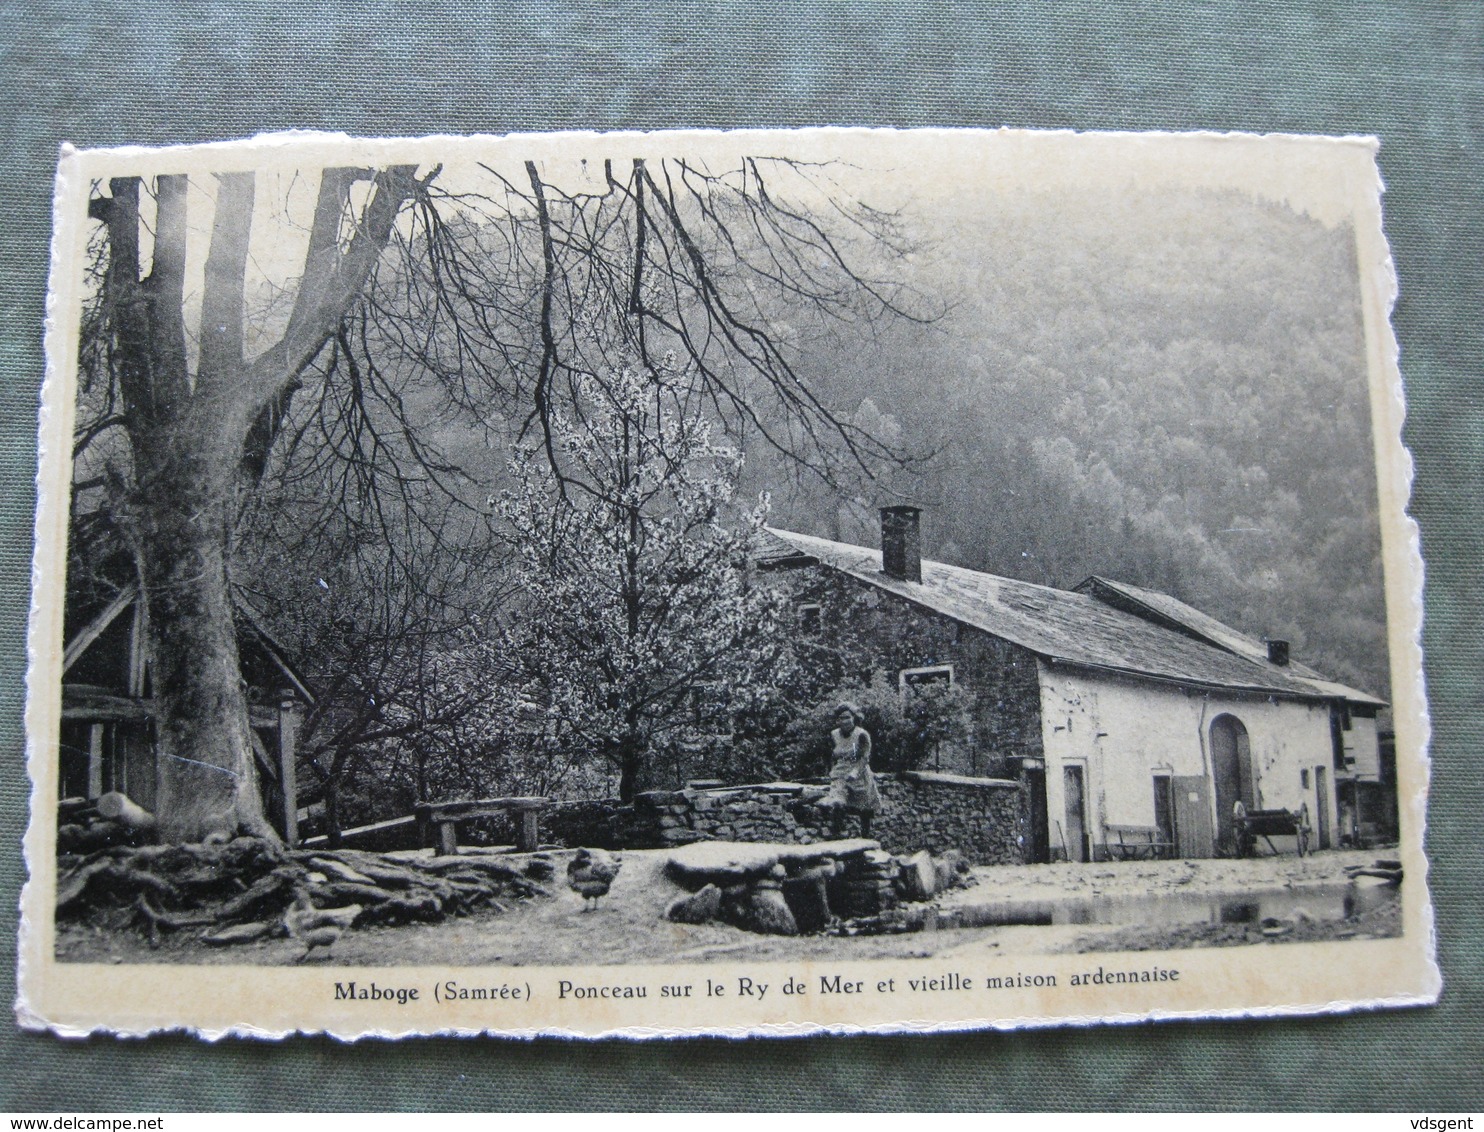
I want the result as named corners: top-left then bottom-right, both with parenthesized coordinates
top-left (934, 881), bottom-right (1396, 931)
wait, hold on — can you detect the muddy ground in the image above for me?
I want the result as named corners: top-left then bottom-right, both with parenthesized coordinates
top-left (55, 844), bottom-right (1402, 967)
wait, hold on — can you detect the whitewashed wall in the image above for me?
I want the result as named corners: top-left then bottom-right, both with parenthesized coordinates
top-left (1035, 661), bottom-right (1343, 856)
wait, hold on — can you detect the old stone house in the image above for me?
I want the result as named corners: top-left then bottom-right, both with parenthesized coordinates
top-left (759, 508), bottom-right (1386, 862)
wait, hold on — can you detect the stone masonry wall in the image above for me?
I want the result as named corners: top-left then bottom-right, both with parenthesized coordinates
top-left (874, 772), bottom-right (1024, 864)
top-left (781, 564), bottom-right (1046, 776)
top-left (492, 772), bottom-right (1023, 865)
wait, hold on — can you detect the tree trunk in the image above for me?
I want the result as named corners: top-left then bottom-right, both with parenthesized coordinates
top-left (616, 732), bottom-right (648, 803)
top-left (135, 435), bottom-right (275, 843)
top-left (92, 167), bottom-right (418, 845)
top-left (324, 776), bottom-right (343, 850)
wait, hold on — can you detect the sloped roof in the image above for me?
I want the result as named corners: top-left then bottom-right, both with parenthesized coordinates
top-left (64, 582), bottom-right (318, 704)
top-left (1071, 575), bottom-right (1379, 703)
top-left (761, 527), bottom-right (1384, 706)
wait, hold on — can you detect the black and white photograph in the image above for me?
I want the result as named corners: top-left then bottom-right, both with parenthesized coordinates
top-left (19, 127), bottom-right (1436, 1038)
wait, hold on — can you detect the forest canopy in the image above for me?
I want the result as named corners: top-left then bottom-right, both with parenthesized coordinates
top-left (757, 184), bottom-right (1387, 699)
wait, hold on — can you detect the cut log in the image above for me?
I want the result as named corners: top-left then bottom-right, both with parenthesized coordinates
top-left (306, 849), bottom-right (442, 889)
top-left (73, 820), bottom-right (130, 852)
top-left (341, 860), bottom-right (438, 890)
top-left (62, 837), bottom-right (553, 945)
top-left (441, 878), bottom-right (499, 909)
top-left (96, 791), bottom-right (157, 833)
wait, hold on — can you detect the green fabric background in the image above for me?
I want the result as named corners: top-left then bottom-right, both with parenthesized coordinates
top-left (1, 1), bottom-right (1480, 1111)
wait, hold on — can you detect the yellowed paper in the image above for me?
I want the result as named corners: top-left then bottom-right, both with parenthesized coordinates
top-left (19, 128), bottom-right (1437, 1039)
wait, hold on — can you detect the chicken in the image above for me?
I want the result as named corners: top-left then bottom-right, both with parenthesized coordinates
top-left (566, 848), bottom-right (621, 911)
top-left (283, 890), bottom-right (362, 962)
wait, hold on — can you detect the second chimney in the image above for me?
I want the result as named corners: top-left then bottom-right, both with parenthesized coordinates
top-left (1267, 639), bottom-right (1290, 667)
top-left (880, 505), bottom-right (922, 583)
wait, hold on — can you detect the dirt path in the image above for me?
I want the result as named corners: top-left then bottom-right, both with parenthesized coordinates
top-left (55, 845), bottom-right (1401, 967)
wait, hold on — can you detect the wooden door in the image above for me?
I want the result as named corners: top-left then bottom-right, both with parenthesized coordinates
top-left (1210, 714), bottom-right (1253, 853)
top-left (1152, 775), bottom-right (1175, 855)
top-left (1315, 766), bottom-right (1331, 850)
top-left (1172, 774), bottom-right (1215, 858)
top-left (1063, 765), bottom-right (1088, 863)
top-left (1025, 767), bottom-right (1050, 864)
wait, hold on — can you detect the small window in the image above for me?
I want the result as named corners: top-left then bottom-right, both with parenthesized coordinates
top-left (900, 664), bottom-right (953, 693)
top-left (797, 603), bottom-right (822, 633)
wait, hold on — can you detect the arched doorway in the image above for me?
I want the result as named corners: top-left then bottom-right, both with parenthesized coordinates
top-left (1210, 713), bottom-right (1255, 853)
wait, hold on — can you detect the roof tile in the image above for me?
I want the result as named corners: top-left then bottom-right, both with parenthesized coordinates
top-left (762, 527), bottom-right (1382, 706)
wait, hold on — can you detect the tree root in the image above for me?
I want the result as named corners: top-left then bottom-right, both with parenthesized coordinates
top-left (60, 837), bottom-right (550, 948)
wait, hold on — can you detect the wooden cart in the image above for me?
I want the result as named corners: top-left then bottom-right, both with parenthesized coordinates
top-left (1232, 801), bottom-right (1311, 858)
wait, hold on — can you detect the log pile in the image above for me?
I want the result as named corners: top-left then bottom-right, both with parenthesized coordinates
top-left (56, 793), bottom-right (157, 854)
top-left (56, 835), bottom-right (552, 951)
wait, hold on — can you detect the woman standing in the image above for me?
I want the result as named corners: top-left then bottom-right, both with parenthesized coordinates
top-left (823, 702), bottom-right (881, 837)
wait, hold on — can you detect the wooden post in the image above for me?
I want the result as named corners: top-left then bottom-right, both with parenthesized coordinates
top-left (277, 697), bottom-right (300, 848)
top-left (436, 821), bottom-right (459, 857)
top-left (518, 809), bottom-right (540, 853)
top-left (127, 597), bottom-right (148, 697)
top-left (87, 723), bottom-right (104, 798)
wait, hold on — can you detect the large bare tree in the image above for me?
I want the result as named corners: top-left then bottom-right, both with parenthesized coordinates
top-left (76, 152), bottom-right (924, 843)
top-left (81, 168), bottom-right (418, 840)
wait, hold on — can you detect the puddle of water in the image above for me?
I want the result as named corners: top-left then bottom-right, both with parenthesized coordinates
top-left (934, 880), bottom-right (1396, 930)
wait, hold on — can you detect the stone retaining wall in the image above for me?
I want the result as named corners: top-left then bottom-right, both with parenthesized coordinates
top-left (874, 772), bottom-right (1024, 864)
top-left (477, 771), bottom-right (1023, 864)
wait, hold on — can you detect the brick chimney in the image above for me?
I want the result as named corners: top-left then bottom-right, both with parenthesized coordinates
top-left (880, 506), bottom-right (922, 583)
top-left (1267, 639), bottom-right (1290, 666)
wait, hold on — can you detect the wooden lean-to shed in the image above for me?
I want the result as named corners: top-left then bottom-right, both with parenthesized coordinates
top-left (59, 583), bottom-right (314, 845)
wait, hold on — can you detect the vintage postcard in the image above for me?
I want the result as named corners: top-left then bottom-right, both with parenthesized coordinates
top-left (18, 127), bottom-right (1438, 1038)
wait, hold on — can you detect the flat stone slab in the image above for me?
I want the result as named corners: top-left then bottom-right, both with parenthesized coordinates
top-left (665, 838), bottom-right (879, 886)
top-left (900, 770), bottom-right (1019, 789)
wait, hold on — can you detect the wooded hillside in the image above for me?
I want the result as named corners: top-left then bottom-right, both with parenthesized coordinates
top-left (757, 186), bottom-right (1388, 698)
